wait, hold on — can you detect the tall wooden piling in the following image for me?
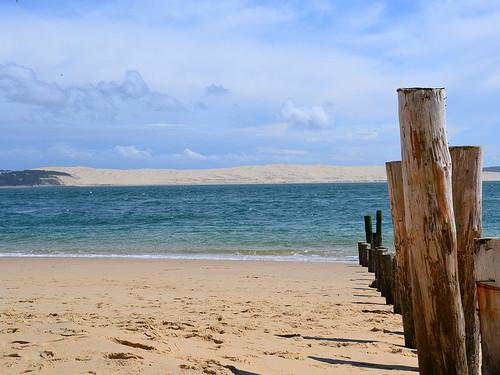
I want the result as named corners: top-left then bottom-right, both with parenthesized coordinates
top-left (386, 161), bottom-right (415, 347)
top-left (474, 238), bottom-right (500, 375)
top-left (450, 146), bottom-right (482, 375)
top-left (398, 88), bottom-right (467, 374)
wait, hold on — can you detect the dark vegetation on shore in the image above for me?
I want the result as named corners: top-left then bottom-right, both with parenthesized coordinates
top-left (484, 166), bottom-right (500, 172)
top-left (0, 170), bottom-right (71, 186)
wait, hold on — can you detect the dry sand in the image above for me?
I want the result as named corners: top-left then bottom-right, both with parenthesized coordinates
top-left (0, 258), bottom-right (418, 374)
top-left (35, 165), bottom-right (500, 186)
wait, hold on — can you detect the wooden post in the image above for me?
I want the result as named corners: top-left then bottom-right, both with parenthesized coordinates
top-left (375, 247), bottom-right (388, 292)
top-left (450, 146), bottom-right (482, 375)
top-left (382, 254), bottom-right (394, 305)
top-left (392, 256), bottom-right (401, 314)
top-left (368, 247), bottom-right (375, 273)
top-left (474, 238), bottom-right (500, 375)
top-left (360, 243), bottom-right (369, 267)
top-left (386, 161), bottom-right (415, 347)
top-left (364, 215), bottom-right (373, 244)
top-left (376, 210), bottom-right (383, 247)
top-left (358, 241), bottom-right (365, 266)
top-left (398, 87), bottom-right (468, 374)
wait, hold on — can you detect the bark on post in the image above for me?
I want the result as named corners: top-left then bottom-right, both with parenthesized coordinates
top-left (398, 87), bottom-right (468, 374)
top-left (450, 146), bottom-right (482, 375)
top-left (386, 161), bottom-right (415, 347)
top-left (474, 238), bottom-right (500, 375)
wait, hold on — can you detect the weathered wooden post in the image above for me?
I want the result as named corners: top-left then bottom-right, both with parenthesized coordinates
top-left (375, 247), bottom-right (388, 292)
top-left (364, 215), bottom-right (373, 244)
top-left (474, 238), bottom-right (500, 375)
top-left (360, 243), bottom-right (369, 267)
top-left (382, 253), bottom-right (394, 304)
top-left (398, 87), bottom-right (468, 374)
top-left (392, 256), bottom-right (401, 314)
top-left (375, 210), bottom-right (383, 247)
top-left (358, 241), bottom-right (365, 266)
top-left (450, 146), bottom-right (482, 375)
top-left (368, 247), bottom-right (375, 273)
top-left (386, 161), bottom-right (415, 347)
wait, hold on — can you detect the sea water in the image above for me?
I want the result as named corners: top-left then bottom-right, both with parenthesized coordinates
top-left (0, 182), bottom-right (499, 261)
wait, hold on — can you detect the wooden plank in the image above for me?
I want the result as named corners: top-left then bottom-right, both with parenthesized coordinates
top-left (450, 146), bottom-right (482, 375)
top-left (392, 256), bottom-right (401, 314)
top-left (398, 87), bottom-right (467, 374)
top-left (386, 161), bottom-right (415, 347)
top-left (474, 238), bottom-right (500, 375)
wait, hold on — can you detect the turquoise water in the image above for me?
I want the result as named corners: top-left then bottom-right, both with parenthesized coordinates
top-left (0, 182), bottom-right (499, 261)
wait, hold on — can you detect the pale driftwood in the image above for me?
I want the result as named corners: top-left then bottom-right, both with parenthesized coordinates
top-left (474, 238), bottom-right (500, 375)
top-left (398, 87), bottom-right (467, 374)
top-left (386, 161), bottom-right (415, 347)
top-left (450, 146), bottom-right (482, 375)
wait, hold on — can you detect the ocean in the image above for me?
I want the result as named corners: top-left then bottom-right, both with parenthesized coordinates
top-left (1, 182), bottom-right (499, 261)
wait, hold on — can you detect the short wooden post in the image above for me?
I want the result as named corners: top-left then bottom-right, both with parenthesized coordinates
top-left (474, 238), bottom-right (500, 375)
top-left (382, 254), bottom-right (394, 305)
top-left (375, 247), bottom-right (388, 292)
top-left (360, 243), bottom-right (369, 267)
top-left (368, 247), bottom-right (375, 273)
top-left (364, 215), bottom-right (373, 244)
top-left (358, 241), bottom-right (365, 266)
top-left (375, 210), bottom-right (383, 247)
top-left (386, 161), bottom-right (415, 347)
top-left (450, 146), bottom-right (482, 375)
top-left (392, 256), bottom-right (401, 314)
top-left (398, 87), bottom-right (468, 374)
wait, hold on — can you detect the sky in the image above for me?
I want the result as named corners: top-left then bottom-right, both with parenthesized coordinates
top-left (1, 0), bottom-right (500, 169)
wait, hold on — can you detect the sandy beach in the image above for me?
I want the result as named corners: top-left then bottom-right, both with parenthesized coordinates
top-left (0, 258), bottom-right (418, 374)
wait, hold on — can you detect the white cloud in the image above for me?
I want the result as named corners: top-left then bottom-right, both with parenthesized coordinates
top-left (114, 145), bottom-right (152, 159)
top-left (280, 100), bottom-right (330, 129)
top-left (182, 148), bottom-right (206, 160)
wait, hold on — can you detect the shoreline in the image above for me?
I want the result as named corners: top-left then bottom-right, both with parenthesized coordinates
top-left (0, 253), bottom-right (359, 263)
top-left (0, 257), bottom-right (418, 374)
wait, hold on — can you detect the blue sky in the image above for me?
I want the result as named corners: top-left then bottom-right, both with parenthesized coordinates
top-left (1, 0), bottom-right (500, 169)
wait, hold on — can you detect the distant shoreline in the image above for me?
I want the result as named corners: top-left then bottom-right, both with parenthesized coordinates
top-left (1, 164), bottom-right (499, 187)
top-left (35, 165), bottom-right (500, 186)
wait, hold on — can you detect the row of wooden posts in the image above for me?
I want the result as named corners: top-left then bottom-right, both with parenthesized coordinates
top-left (356, 88), bottom-right (499, 375)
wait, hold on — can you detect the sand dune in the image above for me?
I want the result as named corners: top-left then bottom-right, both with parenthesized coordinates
top-left (35, 165), bottom-right (387, 186)
top-left (35, 164), bottom-right (500, 186)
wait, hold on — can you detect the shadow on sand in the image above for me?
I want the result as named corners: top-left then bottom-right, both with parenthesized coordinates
top-left (309, 356), bottom-right (419, 372)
